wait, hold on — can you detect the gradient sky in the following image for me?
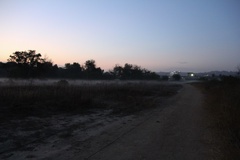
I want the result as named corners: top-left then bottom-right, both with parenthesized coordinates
top-left (0, 0), bottom-right (240, 72)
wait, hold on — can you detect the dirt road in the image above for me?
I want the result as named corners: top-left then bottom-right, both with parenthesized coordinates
top-left (2, 84), bottom-right (213, 160)
top-left (79, 84), bottom-right (212, 160)
top-left (50, 84), bottom-right (212, 160)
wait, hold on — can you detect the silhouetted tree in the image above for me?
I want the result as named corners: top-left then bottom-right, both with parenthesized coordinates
top-left (8, 50), bottom-right (44, 66)
top-left (7, 50), bottom-right (51, 78)
top-left (2, 50), bottom-right (160, 80)
top-left (111, 64), bottom-right (123, 79)
top-left (43, 64), bottom-right (59, 78)
top-left (64, 62), bottom-right (82, 78)
top-left (102, 72), bottom-right (114, 80)
top-left (36, 61), bottom-right (54, 77)
top-left (0, 62), bottom-right (8, 77)
top-left (84, 60), bottom-right (97, 72)
top-left (83, 60), bottom-right (103, 79)
top-left (3, 62), bottom-right (19, 77)
top-left (110, 63), bottom-right (159, 80)
top-left (122, 63), bottom-right (133, 79)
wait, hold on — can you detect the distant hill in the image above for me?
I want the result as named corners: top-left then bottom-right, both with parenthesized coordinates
top-left (197, 71), bottom-right (237, 77)
top-left (157, 71), bottom-right (237, 77)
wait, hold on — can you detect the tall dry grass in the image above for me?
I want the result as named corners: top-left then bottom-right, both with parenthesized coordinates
top-left (194, 78), bottom-right (240, 159)
top-left (0, 81), bottom-right (181, 121)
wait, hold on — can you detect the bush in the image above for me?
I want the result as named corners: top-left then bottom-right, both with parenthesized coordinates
top-left (56, 79), bottom-right (69, 86)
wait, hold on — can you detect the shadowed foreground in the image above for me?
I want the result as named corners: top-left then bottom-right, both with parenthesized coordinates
top-left (1, 84), bottom-right (214, 160)
top-left (46, 84), bottom-right (213, 160)
top-left (82, 84), bottom-right (212, 160)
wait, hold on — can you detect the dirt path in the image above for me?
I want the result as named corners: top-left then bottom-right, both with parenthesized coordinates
top-left (76, 84), bottom-right (212, 160)
top-left (51, 84), bottom-right (212, 160)
top-left (2, 84), bottom-right (213, 160)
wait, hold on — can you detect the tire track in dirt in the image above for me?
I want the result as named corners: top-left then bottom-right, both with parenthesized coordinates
top-left (81, 84), bottom-right (213, 160)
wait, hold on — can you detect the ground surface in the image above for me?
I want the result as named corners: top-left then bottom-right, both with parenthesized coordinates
top-left (80, 84), bottom-right (213, 160)
top-left (1, 84), bottom-right (214, 160)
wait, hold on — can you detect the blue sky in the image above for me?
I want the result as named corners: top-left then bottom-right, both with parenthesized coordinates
top-left (0, 0), bottom-right (239, 72)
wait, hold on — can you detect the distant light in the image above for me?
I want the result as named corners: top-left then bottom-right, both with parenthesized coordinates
top-left (190, 73), bottom-right (194, 77)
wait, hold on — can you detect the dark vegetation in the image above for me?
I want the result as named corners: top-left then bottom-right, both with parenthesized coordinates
top-left (0, 82), bottom-right (182, 122)
top-left (172, 73), bottom-right (181, 81)
top-left (0, 82), bottom-right (181, 157)
top-left (193, 76), bottom-right (240, 159)
top-left (0, 50), bottom-right (180, 157)
top-left (0, 50), bottom-right (160, 80)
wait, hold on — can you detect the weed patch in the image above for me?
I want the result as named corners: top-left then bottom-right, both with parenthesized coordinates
top-left (0, 82), bottom-right (181, 121)
top-left (193, 79), bottom-right (240, 159)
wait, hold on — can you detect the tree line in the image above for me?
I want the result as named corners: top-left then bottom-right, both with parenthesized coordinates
top-left (0, 50), bottom-right (160, 80)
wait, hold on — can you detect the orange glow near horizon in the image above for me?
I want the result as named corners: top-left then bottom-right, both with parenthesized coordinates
top-left (1, 1), bottom-right (239, 72)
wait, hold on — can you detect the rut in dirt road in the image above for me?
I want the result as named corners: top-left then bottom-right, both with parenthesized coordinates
top-left (86, 84), bottom-right (212, 160)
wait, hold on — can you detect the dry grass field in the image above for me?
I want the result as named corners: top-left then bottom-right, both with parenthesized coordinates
top-left (0, 80), bottom-right (182, 159)
top-left (0, 80), bottom-right (181, 120)
top-left (193, 78), bottom-right (240, 159)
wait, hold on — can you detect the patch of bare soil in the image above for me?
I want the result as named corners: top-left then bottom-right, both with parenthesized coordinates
top-left (0, 109), bottom-right (138, 160)
top-left (78, 84), bottom-right (215, 160)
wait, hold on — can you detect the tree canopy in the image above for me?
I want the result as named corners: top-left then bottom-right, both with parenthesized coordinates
top-left (110, 63), bottom-right (159, 80)
top-left (0, 50), bottom-right (160, 80)
top-left (6, 50), bottom-right (52, 78)
top-left (8, 50), bottom-right (44, 66)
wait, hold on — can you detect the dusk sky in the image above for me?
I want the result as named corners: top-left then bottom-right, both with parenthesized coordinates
top-left (0, 0), bottom-right (239, 72)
